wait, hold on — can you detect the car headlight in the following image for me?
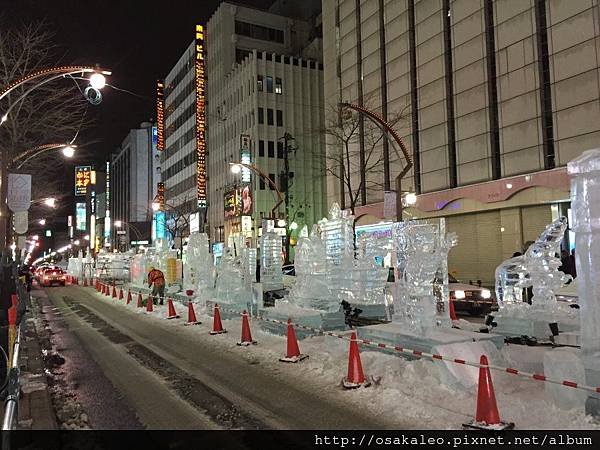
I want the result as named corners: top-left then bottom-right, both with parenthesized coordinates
top-left (481, 289), bottom-right (491, 299)
top-left (454, 290), bottom-right (466, 299)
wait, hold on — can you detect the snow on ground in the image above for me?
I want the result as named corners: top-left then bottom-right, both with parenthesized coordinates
top-left (92, 288), bottom-right (600, 430)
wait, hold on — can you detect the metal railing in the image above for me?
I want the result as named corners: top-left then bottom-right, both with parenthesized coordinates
top-left (2, 323), bottom-right (21, 432)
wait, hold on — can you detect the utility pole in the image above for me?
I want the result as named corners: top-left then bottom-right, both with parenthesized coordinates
top-left (280, 132), bottom-right (294, 263)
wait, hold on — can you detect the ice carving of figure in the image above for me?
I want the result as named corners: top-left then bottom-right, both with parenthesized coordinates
top-left (286, 225), bottom-right (334, 311)
top-left (184, 232), bottom-right (215, 294)
top-left (393, 220), bottom-right (457, 332)
top-left (214, 247), bottom-right (250, 305)
top-left (495, 218), bottom-right (571, 314)
top-left (568, 148), bottom-right (600, 416)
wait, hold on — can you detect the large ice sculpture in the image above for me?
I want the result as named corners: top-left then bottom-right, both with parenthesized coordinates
top-left (214, 247), bottom-right (251, 306)
top-left (318, 203), bottom-right (355, 268)
top-left (184, 232), bottom-right (215, 295)
top-left (260, 231), bottom-right (283, 291)
top-left (393, 220), bottom-right (457, 332)
top-left (568, 148), bottom-right (600, 416)
top-left (495, 218), bottom-right (571, 315)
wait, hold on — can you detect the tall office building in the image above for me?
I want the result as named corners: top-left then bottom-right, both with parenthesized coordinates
top-left (206, 1), bottom-right (326, 250)
top-left (109, 121), bottom-right (160, 249)
top-left (322, 0), bottom-right (600, 284)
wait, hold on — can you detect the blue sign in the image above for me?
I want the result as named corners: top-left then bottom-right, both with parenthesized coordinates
top-left (154, 211), bottom-right (166, 240)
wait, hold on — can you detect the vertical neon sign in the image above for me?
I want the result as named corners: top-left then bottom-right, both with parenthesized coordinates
top-left (156, 80), bottom-right (165, 151)
top-left (195, 24), bottom-right (207, 208)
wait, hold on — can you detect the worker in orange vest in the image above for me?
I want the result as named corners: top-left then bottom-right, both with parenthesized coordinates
top-left (147, 266), bottom-right (166, 305)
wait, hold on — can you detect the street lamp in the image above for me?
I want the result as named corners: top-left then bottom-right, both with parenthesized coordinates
top-left (43, 198), bottom-right (56, 208)
top-left (114, 220), bottom-right (122, 228)
top-left (89, 73), bottom-right (107, 90)
top-left (403, 192), bottom-right (417, 207)
top-left (62, 145), bottom-right (76, 158)
top-left (229, 162), bottom-right (283, 218)
top-left (151, 202), bottom-right (161, 212)
top-left (38, 219), bottom-right (46, 226)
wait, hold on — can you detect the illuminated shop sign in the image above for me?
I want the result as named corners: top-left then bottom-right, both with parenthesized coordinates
top-left (240, 134), bottom-right (251, 183)
top-left (76, 202), bottom-right (87, 231)
top-left (157, 182), bottom-right (165, 209)
top-left (156, 81), bottom-right (165, 151)
top-left (74, 166), bottom-right (92, 196)
top-left (195, 24), bottom-right (207, 208)
top-left (224, 189), bottom-right (240, 219)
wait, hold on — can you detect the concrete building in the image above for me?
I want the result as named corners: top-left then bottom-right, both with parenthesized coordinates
top-left (161, 43), bottom-right (198, 215)
top-left (109, 121), bottom-right (160, 249)
top-left (206, 1), bottom-right (327, 251)
top-left (322, 0), bottom-right (600, 285)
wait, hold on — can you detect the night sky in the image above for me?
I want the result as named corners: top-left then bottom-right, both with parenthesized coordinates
top-left (1, 0), bottom-right (274, 164)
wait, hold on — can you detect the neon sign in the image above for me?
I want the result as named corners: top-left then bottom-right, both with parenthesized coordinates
top-left (156, 80), bottom-right (165, 151)
top-left (195, 24), bottom-right (207, 208)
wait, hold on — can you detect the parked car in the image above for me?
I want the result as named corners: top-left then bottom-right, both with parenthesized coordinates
top-left (39, 267), bottom-right (66, 287)
top-left (449, 274), bottom-right (498, 316)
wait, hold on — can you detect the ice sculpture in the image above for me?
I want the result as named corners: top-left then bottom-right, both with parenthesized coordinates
top-left (393, 220), bottom-right (457, 332)
top-left (260, 231), bottom-right (283, 291)
top-left (214, 247), bottom-right (251, 305)
top-left (495, 218), bottom-right (571, 313)
top-left (286, 225), bottom-right (334, 311)
top-left (568, 148), bottom-right (600, 416)
top-left (241, 247), bottom-right (257, 287)
top-left (318, 202), bottom-right (355, 268)
top-left (184, 232), bottom-right (215, 295)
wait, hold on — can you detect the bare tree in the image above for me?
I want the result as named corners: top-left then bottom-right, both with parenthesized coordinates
top-left (154, 196), bottom-right (195, 250)
top-left (0, 20), bottom-right (91, 198)
top-left (321, 100), bottom-right (409, 215)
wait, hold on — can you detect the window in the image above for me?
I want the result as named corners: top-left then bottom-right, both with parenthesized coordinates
top-left (258, 107), bottom-right (264, 124)
top-left (276, 110), bottom-right (283, 127)
top-left (236, 48), bottom-right (251, 63)
top-left (266, 76), bottom-right (273, 93)
top-left (268, 141), bottom-right (275, 158)
top-left (275, 78), bottom-right (282, 94)
top-left (257, 75), bottom-right (263, 92)
top-left (268, 173), bottom-right (276, 189)
top-left (235, 20), bottom-right (284, 44)
top-left (267, 108), bottom-right (274, 126)
top-left (259, 140), bottom-right (265, 157)
top-left (277, 141), bottom-right (284, 159)
top-left (259, 178), bottom-right (265, 190)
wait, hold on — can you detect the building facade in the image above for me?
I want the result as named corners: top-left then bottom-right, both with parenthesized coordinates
top-left (322, 0), bottom-right (600, 285)
top-left (109, 121), bottom-right (160, 249)
top-left (206, 1), bottom-right (327, 251)
top-left (161, 43), bottom-right (198, 216)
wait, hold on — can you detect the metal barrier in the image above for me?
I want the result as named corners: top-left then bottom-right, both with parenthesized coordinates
top-left (2, 324), bottom-right (21, 431)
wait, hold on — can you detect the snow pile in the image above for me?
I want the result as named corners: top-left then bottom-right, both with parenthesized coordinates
top-left (94, 289), bottom-right (600, 430)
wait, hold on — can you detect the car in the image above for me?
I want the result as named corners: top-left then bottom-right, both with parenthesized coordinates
top-left (449, 274), bottom-right (498, 316)
top-left (39, 267), bottom-right (66, 287)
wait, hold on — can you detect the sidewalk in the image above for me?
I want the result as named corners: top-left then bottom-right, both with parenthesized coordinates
top-left (16, 293), bottom-right (57, 430)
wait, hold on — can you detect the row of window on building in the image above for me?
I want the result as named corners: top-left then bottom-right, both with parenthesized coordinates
top-left (258, 172), bottom-right (294, 191)
top-left (257, 75), bottom-right (282, 94)
top-left (258, 108), bottom-right (283, 126)
top-left (258, 140), bottom-right (286, 159)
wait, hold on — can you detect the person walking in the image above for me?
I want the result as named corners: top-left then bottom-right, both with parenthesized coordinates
top-left (147, 266), bottom-right (166, 305)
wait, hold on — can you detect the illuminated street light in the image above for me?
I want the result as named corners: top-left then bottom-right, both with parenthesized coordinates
top-left (277, 219), bottom-right (286, 228)
top-left (43, 198), bottom-right (56, 208)
top-left (38, 219), bottom-right (46, 226)
top-left (151, 202), bottom-right (161, 212)
top-left (84, 235), bottom-right (90, 241)
top-left (114, 220), bottom-right (122, 228)
top-left (230, 163), bottom-right (242, 174)
top-left (404, 192), bottom-right (417, 207)
top-left (62, 145), bottom-right (76, 158)
top-left (74, 239), bottom-right (81, 245)
top-left (290, 222), bottom-right (298, 230)
top-left (89, 73), bottom-right (106, 90)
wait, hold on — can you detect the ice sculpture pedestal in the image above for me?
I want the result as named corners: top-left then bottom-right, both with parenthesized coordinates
top-left (357, 323), bottom-right (505, 356)
top-left (349, 303), bottom-right (389, 320)
top-left (206, 299), bottom-right (252, 319)
top-left (257, 305), bottom-right (345, 339)
top-left (492, 304), bottom-right (580, 340)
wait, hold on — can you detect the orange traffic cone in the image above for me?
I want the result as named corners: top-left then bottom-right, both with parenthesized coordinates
top-left (463, 355), bottom-right (514, 430)
top-left (137, 292), bottom-right (143, 308)
top-left (166, 298), bottom-right (180, 319)
top-left (449, 299), bottom-right (458, 321)
top-left (237, 310), bottom-right (256, 346)
top-left (112, 286), bottom-right (117, 298)
top-left (185, 301), bottom-right (201, 325)
top-left (119, 288), bottom-right (124, 300)
top-left (126, 290), bottom-right (132, 305)
top-left (209, 304), bottom-right (227, 335)
top-left (146, 295), bottom-right (154, 312)
top-left (342, 332), bottom-right (371, 389)
top-left (280, 319), bottom-right (308, 363)
top-left (104, 284), bottom-right (110, 296)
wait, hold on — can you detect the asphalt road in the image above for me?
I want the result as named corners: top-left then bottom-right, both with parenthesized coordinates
top-left (41, 285), bottom-right (395, 430)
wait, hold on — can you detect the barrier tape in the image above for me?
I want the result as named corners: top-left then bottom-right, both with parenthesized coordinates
top-left (90, 282), bottom-right (600, 395)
